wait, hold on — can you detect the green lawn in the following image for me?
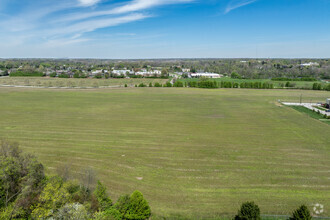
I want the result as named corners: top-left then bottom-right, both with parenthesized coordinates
top-left (0, 88), bottom-right (329, 219)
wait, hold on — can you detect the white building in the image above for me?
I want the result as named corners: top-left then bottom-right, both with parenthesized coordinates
top-left (135, 70), bottom-right (161, 77)
top-left (327, 98), bottom-right (330, 105)
top-left (112, 70), bottom-right (133, 75)
top-left (91, 70), bottom-right (103, 75)
top-left (300, 62), bottom-right (319, 67)
top-left (182, 68), bottom-right (191, 72)
top-left (190, 72), bottom-right (222, 79)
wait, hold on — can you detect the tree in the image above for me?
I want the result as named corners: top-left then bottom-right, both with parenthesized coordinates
top-left (0, 140), bottom-right (45, 218)
top-left (54, 203), bottom-right (90, 220)
top-left (234, 201), bottom-right (261, 220)
top-left (31, 176), bottom-right (71, 219)
top-left (125, 191), bottom-right (151, 220)
top-left (94, 181), bottom-right (112, 211)
top-left (290, 205), bottom-right (312, 220)
top-left (231, 72), bottom-right (242, 79)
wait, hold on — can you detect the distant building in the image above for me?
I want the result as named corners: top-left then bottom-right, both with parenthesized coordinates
top-left (135, 70), bottom-right (161, 77)
top-left (300, 62), bottom-right (319, 67)
top-left (91, 70), bottom-right (103, 75)
top-left (112, 70), bottom-right (133, 76)
top-left (182, 68), bottom-right (190, 72)
top-left (327, 98), bottom-right (330, 105)
top-left (190, 72), bottom-right (222, 79)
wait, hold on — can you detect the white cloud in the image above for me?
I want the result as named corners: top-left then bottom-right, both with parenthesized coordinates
top-left (78, 0), bottom-right (101, 7)
top-left (225, 0), bottom-right (257, 14)
top-left (57, 0), bottom-right (194, 23)
top-left (58, 13), bottom-right (149, 36)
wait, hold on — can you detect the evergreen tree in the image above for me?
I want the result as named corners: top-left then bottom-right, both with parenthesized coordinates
top-left (234, 201), bottom-right (261, 220)
top-left (290, 205), bottom-right (312, 220)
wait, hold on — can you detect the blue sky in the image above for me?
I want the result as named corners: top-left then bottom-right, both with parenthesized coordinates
top-left (0, 0), bottom-right (329, 58)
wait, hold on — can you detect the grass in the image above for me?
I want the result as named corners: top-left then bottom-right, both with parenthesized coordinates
top-left (312, 105), bottom-right (328, 111)
top-left (0, 87), bottom-right (329, 219)
top-left (290, 106), bottom-right (330, 125)
top-left (178, 77), bottom-right (326, 90)
top-left (0, 77), bottom-right (168, 88)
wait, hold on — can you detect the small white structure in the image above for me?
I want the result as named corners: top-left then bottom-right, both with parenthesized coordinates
top-left (300, 62), bottom-right (319, 67)
top-left (190, 72), bottom-right (222, 79)
top-left (327, 98), bottom-right (330, 105)
top-left (112, 70), bottom-right (133, 76)
top-left (91, 70), bottom-right (103, 75)
top-left (182, 68), bottom-right (190, 72)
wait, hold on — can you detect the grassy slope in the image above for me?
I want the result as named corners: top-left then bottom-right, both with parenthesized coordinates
top-left (0, 88), bottom-right (329, 219)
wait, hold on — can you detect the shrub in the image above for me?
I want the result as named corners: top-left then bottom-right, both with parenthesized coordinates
top-left (125, 191), bottom-right (151, 220)
top-left (198, 80), bottom-right (218, 88)
top-left (154, 82), bottom-right (162, 87)
top-left (49, 72), bottom-right (57, 77)
top-left (94, 181), bottom-right (112, 211)
top-left (173, 81), bottom-right (184, 87)
top-left (149, 82), bottom-right (153, 87)
top-left (94, 74), bottom-right (103, 79)
top-left (289, 205), bottom-right (312, 220)
top-left (164, 82), bottom-right (172, 87)
top-left (10, 71), bottom-right (44, 77)
top-left (234, 201), bottom-right (261, 220)
top-left (124, 84), bottom-right (128, 87)
top-left (54, 203), bottom-right (90, 220)
top-left (94, 208), bottom-right (121, 220)
top-left (58, 73), bottom-right (70, 78)
top-left (138, 83), bottom-right (146, 87)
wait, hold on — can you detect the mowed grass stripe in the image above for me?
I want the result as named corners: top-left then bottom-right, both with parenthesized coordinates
top-left (0, 87), bottom-right (329, 218)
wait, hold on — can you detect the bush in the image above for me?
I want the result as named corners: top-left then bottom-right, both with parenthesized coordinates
top-left (164, 82), bottom-right (172, 87)
top-left (173, 81), bottom-right (184, 87)
top-left (54, 203), bottom-right (90, 220)
top-left (49, 72), bottom-right (57, 77)
top-left (289, 205), bottom-right (312, 220)
top-left (124, 84), bottom-right (128, 87)
top-left (149, 82), bottom-right (153, 87)
top-left (125, 191), bottom-right (151, 220)
top-left (198, 80), bottom-right (218, 88)
top-left (94, 74), bottom-right (103, 79)
top-left (94, 181), bottom-right (112, 211)
top-left (10, 71), bottom-right (44, 77)
top-left (154, 82), bottom-right (162, 87)
top-left (234, 201), bottom-right (261, 220)
top-left (58, 73), bottom-right (70, 78)
top-left (138, 83), bottom-right (146, 87)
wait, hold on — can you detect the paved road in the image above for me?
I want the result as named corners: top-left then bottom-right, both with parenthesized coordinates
top-left (282, 102), bottom-right (330, 116)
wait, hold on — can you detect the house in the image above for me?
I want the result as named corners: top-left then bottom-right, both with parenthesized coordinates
top-left (182, 68), bottom-right (190, 73)
top-left (190, 72), bottom-right (223, 79)
top-left (112, 70), bottom-right (133, 76)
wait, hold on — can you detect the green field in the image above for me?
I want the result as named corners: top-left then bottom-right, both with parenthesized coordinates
top-left (0, 87), bottom-right (329, 219)
top-left (0, 77), bottom-right (168, 88)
